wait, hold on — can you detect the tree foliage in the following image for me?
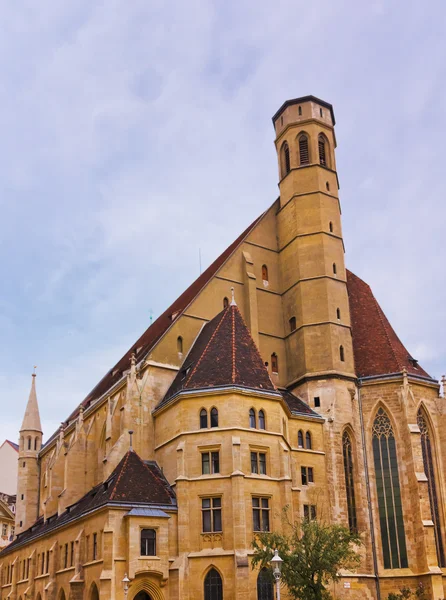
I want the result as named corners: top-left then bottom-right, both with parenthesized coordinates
top-left (251, 512), bottom-right (362, 600)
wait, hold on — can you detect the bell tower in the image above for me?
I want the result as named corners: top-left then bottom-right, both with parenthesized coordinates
top-left (273, 96), bottom-right (355, 386)
top-left (16, 371), bottom-right (42, 534)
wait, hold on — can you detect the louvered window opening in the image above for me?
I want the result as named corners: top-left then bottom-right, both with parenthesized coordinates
top-left (299, 135), bottom-right (310, 165)
top-left (372, 408), bottom-right (408, 569)
top-left (318, 136), bottom-right (327, 166)
top-left (417, 409), bottom-right (445, 567)
top-left (342, 432), bottom-right (357, 532)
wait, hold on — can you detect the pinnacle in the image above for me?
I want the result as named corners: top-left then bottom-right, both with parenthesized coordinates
top-left (20, 373), bottom-right (43, 434)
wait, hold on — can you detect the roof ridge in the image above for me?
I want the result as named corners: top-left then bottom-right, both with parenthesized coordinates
top-left (185, 308), bottom-right (230, 386)
top-left (109, 451), bottom-right (131, 500)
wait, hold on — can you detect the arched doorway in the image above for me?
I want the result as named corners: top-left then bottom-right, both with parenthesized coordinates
top-left (90, 582), bottom-right (100, 600)
top-left (134, 593), bottom-right (152, 600)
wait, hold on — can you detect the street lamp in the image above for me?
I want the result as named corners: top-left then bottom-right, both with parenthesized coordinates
top-left (122, 573), bottom-right (130, 599)
top-left (271, 548), bottom-right (283, 600)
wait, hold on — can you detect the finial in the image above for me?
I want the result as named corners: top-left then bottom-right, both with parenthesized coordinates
top-left (129, 430), bottom-right (134, 452)
top-left (230, 287), bottom-right (236, 306)
top-left (32, 365), bottom-right (37, 378)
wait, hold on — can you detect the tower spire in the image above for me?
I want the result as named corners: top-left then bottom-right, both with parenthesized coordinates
top-left (20, 370), bottom-right (42, 433)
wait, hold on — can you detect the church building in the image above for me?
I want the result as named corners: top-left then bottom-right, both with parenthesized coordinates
top-left (0, 96), bottom-right (444, 600)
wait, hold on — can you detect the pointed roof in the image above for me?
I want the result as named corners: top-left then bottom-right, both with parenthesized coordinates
top-left (159, 303), bottom-right (277, 407)
top-left (20, 374), bottom-right (42, 433)
top-left (1, 449), bottom-right (176, 556)
top-left (347, 270), bottom-right (431, 379)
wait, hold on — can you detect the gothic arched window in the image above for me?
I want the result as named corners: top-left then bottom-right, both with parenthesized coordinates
top-left (249, 408), bottom-right (256, 429)
top-left (258, 410), bottom-right (266, 430)
top-left (200, 409), bottom-right (208, 429)
top-left (257, 567), bottom-right (274, 600)
top-left (299, 134), bottom-right (310, 165)
top-left (342, 431), bottom-right (357, 532)
top-left (298, 430), bottom-right (304, 448)
top-left (204, 568), bottom-right (223, 600)
top-left (262, 265), bottom-right (269, 282)
top-left (271, 353), bottom-right (278, 374)
top-left (306, 431), bottom-right (312, 450)
top-left (210, 407), bottom-right (219, 428)
top-left (223, 297), bottom-right (229, 308)
top-left (318, 134), bottom-right (328, 167)
top-left (281, 142), bottom-right (291, 177)
top-left (372, 408), bottom-right (408, 569)
top-left (417, 409), bottom-right (445, 567)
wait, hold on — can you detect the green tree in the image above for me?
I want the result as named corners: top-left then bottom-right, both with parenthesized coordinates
top-left (251, 513), bottom-right (362, 600)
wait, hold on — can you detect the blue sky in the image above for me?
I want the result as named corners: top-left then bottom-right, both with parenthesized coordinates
top-left (1, 1), bottom-right (445, 442)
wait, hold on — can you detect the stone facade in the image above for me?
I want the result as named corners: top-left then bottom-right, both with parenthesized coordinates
top-left (0, 96), bottom-right (443, 600)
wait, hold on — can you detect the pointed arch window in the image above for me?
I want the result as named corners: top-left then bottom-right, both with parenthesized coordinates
top-left (210, 407), bottom-right (219, 428)
top-left (257, 567), bottom-right (274, 600)
top-left (372, 408), bottom-right (408, 569)
top-left (281, 142), bottom-right (291, 177)
top-left (177, 336), bottom-right (183, 354)
top-left (249, 408), bottom-right (256, 429)
top-left (298, 430), bottom-right (304, 448)
top-left (306, 431), bottom-right (312, 450)
top-left (223, 297), bottom-right (229, 309)
top-left (27, 437), bottom-right (31, 450)
top-left (417, 409), bottom-right (445, 567)
top-left (200, 409), bottom-right (208, 429)
top-left (299, 134), bottom-right (310, 165)
top-left (318, 134), bottom-right (328, 166)
top-left (204, 568), bottom-right (223, 600)
top-left (262, 265), bottom-right (269, 282)
top-left (342, 431), bottom-right (357, 532)
top-left (258, 410), bottom-right (266, 430)
top-left (289, 316), bottom-right (296, 332)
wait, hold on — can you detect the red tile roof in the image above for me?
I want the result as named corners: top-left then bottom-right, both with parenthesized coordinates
top-left (1, 450), bottom-right (176, 556)
top-left (347, 270), bottom-right (431, 379)
top-left (63, 212), bottom-right (266, 424)
top-left (160, 303), bottom-right (276, 406)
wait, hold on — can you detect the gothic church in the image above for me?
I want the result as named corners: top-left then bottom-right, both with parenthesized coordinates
top-left (1, 96), bottom-right (444, 600)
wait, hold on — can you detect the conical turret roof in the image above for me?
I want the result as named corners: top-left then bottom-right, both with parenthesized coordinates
top-left (159, 303), bottom-right (277, 407)
top-left (20, 374), bottom-right (42, 433)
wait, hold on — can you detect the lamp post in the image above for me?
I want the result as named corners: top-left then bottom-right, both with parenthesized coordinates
top-left (122, 573), bottom-right (130, 599)
top-left (271, 548), bottom-right (283, 600)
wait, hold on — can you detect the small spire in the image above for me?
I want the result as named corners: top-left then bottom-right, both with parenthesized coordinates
top-left (129, 430), bottom-right (134, 452)
top-left (230, 287), bottom-right (236, 306)
top-left (20, 370), bottom-right (43, 433)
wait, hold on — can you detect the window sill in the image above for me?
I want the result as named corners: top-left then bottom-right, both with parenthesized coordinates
top-left (83, 559), bottom-right (103, 568)
top-left (35, 573), bottom-right (50, 580)
top-left (138, 555), bottom-right (160, 560)
top-left (56, 566), bottom-right (75, 574)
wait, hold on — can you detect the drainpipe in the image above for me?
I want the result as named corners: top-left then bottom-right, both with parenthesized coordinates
top-left (358, 381), bottom-right (381, 600)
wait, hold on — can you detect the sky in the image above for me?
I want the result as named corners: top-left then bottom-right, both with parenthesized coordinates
top-left (0, 0), bottom-right (445, 443)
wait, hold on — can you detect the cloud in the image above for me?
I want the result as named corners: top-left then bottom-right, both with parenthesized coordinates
top-left (0, 0), bottom-right (444, 441)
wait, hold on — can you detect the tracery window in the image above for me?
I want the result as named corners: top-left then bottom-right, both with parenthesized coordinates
top-left (372, 408), bottom-right (408, 569)
top-left (342, 431), bottom-right (357, 532)
top-left (204, 568), bottom-right (223, 600)
top-left (417, 409), bottom-right (445, 567)
top-left (257, 567), bottom-right (274, 600)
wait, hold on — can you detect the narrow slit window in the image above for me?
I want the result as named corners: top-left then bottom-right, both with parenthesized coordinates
top-left (223, 296), bottom-right (229, 308)
top-left (298, 105), bottom-right (302, 116)
top-left (329, 221), bottom-right (333, 232)
top-left (289, 316), bottom-right (296, 332)
top-left (340, 346), bottom-right (345, 362)
top-left (298, 430), bottom-right (304, 448)
top-left (177, 336), bottom-right (183, 354)
top-left (249, 408), bottom-right (256, 429)
top-left (326, 181), bottom-right (330, 191)
top-left (281, 142), bottom-right (291, 177)
top-left (343, 431), bottom-right (358, 532)
top-left (271, 353), bottom-right (278, 374)
top-left (258, 410), bottom-right (266, 430)
top-left (262, 264), bottom-right (268, 282)
top-left (337, 308), bottom-right (341, 320)
top-left (333, 263), bottom-right (337, 275)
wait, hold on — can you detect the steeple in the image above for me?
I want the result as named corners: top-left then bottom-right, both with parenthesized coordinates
top-left (16, 371), bottom-right (43, 534)
top-left (20, 371), bottom-right (42, 434)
